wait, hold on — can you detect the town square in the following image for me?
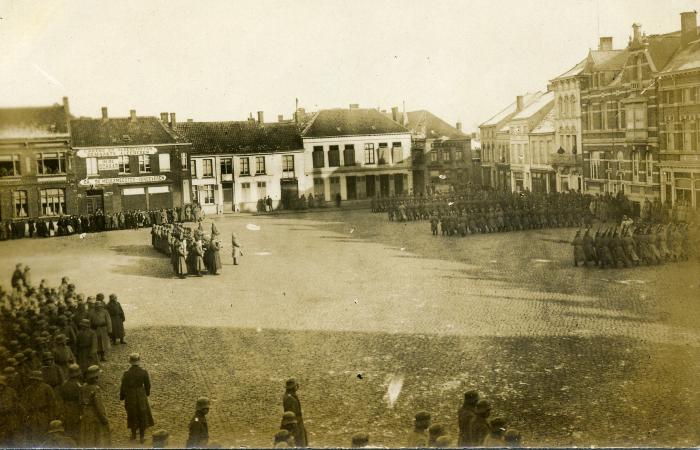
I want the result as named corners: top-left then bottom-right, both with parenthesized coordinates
top-left (1, 0), bottom-right (700, 448)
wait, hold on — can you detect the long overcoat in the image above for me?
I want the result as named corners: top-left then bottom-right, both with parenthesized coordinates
top-left (106, 299), bottom-right (126, 340)
top-left (88, 306), bottom-right (112, 354)
top-left (75, 328), bottom-right (98, 373)
top-left (78, 383), bottom-right (111, 447)
top-left (119, 365), bottom-right (154, 430)
top-left (58, 379), bottom-right (82, 440)
top-left (283, 392), bottom-right (308, 446)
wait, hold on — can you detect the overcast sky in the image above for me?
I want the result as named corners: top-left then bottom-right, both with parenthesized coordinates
top-left (0, 0), bottom-right (697, 131)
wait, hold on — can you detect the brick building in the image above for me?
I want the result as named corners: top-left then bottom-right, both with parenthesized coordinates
top-left (70, 108), bottom-right (190, 214)
top-left (0, 98), bottom-right (77, 221)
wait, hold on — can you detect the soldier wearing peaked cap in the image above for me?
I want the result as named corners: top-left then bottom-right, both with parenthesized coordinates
top-left (106, 293), bottom-right (126, 345)
top-left (22, 370), bottom-right (58, 445)
top-left (458, 390), bottom-right (479, 446)
top-left (76, 318), bottom-right (98, 375)
top-left (407, 411), bottom-right (431, 447)
top-left (283, 378), bottom-right (308, 447)
top-left (120, 353), bottom-right (154, 443)
top-left (57, 364), bottom-right (82, 441)
top-left (186, 397), bottom-right (210, 448)
top-left (78, 365), bottom-right (111, 447)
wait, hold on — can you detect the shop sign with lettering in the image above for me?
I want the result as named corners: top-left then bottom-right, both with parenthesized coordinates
top-left (76, 147), bottom-right (158, 158)
top-left (79, 175), bottom-right (166, 186)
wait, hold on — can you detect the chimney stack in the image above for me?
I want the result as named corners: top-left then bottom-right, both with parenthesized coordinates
top-left (130, 109), bottom-right (137, 121)
top-left (248, 113), bottom-right (255, 124)
top-left (349, 103), bottom-right (359, 109)
top-left (632, 23), bottom-right (642, 42)
top-left (456, 122), bottom-right (462, 132)
top-left (681, 11), bottom-right (698, 47)
top-left (101, 106), bottom-right (108, 121)
top-left (278, 114), bottom-right (284, 122)
top-left (187, 118), bottom-right (193, 123)
top-left (169, 112), bottom-right (176, 128)
top-left (62, 97), bottom-right (70, 115)
top-left (391, 106), bottom-right (399, 122)
top-left (598, 36), bottom-right (613, 51)
top-left (160, 112), bottom-right (169, 123)
top-left (516, 96), bottom-right (524, 112)
top-left (257, 111), bottom-right (264, 124)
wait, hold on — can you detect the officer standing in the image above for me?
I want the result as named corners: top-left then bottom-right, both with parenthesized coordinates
top-left (283, 379), bottom-right (308, 447)
top-left (186, 397), bottom-right (210, 448)
top-left (407, 411), bottom-right (431, 447)
top-left (119, 353), bottom-right (154, 443)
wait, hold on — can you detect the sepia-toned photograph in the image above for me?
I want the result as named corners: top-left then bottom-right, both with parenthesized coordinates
top-left (1, 0), bottom-right (699, 447)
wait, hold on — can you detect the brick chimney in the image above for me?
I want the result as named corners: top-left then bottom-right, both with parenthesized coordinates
top-left (130, 109), bottom-right (137, 121)
top-left (62, 97), bottom-right (70, 115)
top-left (169, 112), bottom-right (176, 128)
top-left (598, 37), bottom-right (613, 51)
top-left (278, 114), bottom-right (284, 122)
top-left (349, 103), bottom-right (359, 109)
top-left (516, 96), bottom-right (524, 112)
top-left (456, 122), bottom-right (462, 132)
top-left (101, 106), bottom-right (108, 121)
top-left (257, 111), bottom-right (264, 124)
top-left (187, 118), bottom-right (193, 123)
top-left (160, 112), bottom-right (169, 123)
top-left (681, 11), bottom-right (698, 47)
top-left (391, 106), bottom-right (399, 122)
top-left (632, 23), bottom-right (642, 43)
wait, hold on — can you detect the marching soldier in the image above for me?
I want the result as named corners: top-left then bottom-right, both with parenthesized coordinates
top-left (78, 365), bottom-right (111, 447)
top-left (57, 364), bottom-right (82, 442)
top-left (89, 300), bottom-right (112, 362)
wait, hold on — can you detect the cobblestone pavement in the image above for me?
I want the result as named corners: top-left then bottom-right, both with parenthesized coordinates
top-left (1, 210), bottom-right (699, 447)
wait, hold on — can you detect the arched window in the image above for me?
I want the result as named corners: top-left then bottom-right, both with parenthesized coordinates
top-left (645, 152), bottom-right (653, 182)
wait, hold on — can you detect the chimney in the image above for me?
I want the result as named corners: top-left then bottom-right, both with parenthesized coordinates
top-left (187, 118), bottom-right (193, 123)
top-left (456, 122), bottom-right (462, 132)
top-left (681, 11), bottom-right (698, 47)
top-left (101, 106), bottom-right (108, 121)
top-left (632, 23), bottom-right (642, 42)
top-left (349, 103), bottom-right (359, 109)
top-left (248, 113), bottom-right (255, 124)
top-left (391, 106), bottom-right (399, 122)
top-left (62, 97), bottom-right (70, 115)
top-left (598, 36), bottom-right (613, 51)
top-left (160, 112), bottom-right (169, 123)
top-left (257, 111), bottom-right (264, 124)
top-left (130, 109), bottom-right (137, 121)
top-left (169, 112), bottom-right (176, 128)
top-left (278, 114), bottom-right (284, 122)
top-left (516, 96), bottom-right (524, 112)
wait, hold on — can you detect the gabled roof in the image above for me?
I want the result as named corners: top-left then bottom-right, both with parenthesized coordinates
top-left (70, 117), bottom-right (177, 147)
top-left (589, 49), bottom-right (629, 71)
top-left (480, 92), bottom-right (542, 127)
top-left (0, 104), bottom-right (70, 139)
top-left (405, 110), bottom-right (468, 140)
top-left (530, 110), bottom-right (556, 134)
top-left (175, 121), bottom-right (303, 155)
top-left (660, 38), bottom-right (700, 74)
top-left (552, 57), bottom-right (587, 80)
top-left (512, 91), bottom-right (554, 120)
top-left (646, 32), bottom-right (683, 71)
top-left (301, 108), bottom-right (408, 138)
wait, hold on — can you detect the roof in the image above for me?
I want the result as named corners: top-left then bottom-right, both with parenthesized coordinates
top-left (70, 117), bottom-right (177, 148)
top-left (480, 92), bottom-right (542, 127)
top-left (174, 121), bottom-right (303, 155)
top-left (0, 104), bottom-right (70, 139)
top-left (552, 57), bottom-right (587, 80)
top-left (660, 38), bottom-right (700, 73)
top-left (404, 110), bottom-right (468, 140)
top-left (589, 49), bottom-right (628, 71)
top-left (512, 91), bottom-right (554, 120)
top-left (530, 110), bottom-right (556, 134)
top-left (301, 108), bottom-right (408, 138)
top-left (646, 32), bottom-right (683, 71)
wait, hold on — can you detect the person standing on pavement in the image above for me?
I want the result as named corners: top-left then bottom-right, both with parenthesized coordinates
top-left (22, 370), bottom-right (58, 446)
top-left (106, 294), bottom-right (126, 345)
top-left (458, 390), bottom-right (479, 446)
top-left (76, 319), bottom-right (98, 376)
top-left (283, 378), bottom-right (308, 447)
top-left (57, 364), bottom-right (82, 442)
top-left (266, 196), bottom-right (273, 212)
top-left (0, 375), bottom-right (23, 447)
top-left (231, 233), bottom-right (243, 266)
top-left (406, 411), bottom-right (431, 447)
top-left (120, 353), bottom-right (154, 443)
top-left (78, 365), bottom-right (111, 447)
top-left (43, 420), bottom-right (77, 448)
top-left (469, 400), bottom-right (492, 446)
top-left (207, 224), bottom-right (223, 275)
top-left (186, 397), bottom-right (210, 448)
top-left (89, 300), bottom-right (112, 362)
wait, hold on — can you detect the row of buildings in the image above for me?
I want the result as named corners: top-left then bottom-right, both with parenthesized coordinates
top-left (0, 99), bottom-right (473, 219)
top-left (479, 11), bottom-right (700, 213)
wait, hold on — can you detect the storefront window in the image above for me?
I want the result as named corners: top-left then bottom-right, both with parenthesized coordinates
top-left (13, 190), bottom-right (28, 217)
top-left (40, 188), bottom-right (65, 216)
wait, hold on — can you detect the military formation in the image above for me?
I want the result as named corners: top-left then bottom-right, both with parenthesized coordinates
top-left (0, 201), bottom-right (206, 241)
top-left (151, 222), bottom-right (242, 278)
top-left (571, 222), bottom-right (692, 268)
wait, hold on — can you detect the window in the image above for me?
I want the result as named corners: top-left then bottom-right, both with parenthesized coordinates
top-left (257, 181), bottom-right (267, 198)
top-left (343, 145), bottom-right (355, 166)
top-left (645, 152), bottom-right (653, 181)
top-left (632, 151), bottom-right (639, 181)
top-left (190, 159), bottom-right (197, 178)
top-left (590, 152), bottom-right (601, 179)
top-left (314, 178), bottom-right (325, 199)
top-left (241, 182), bottom-right (251, 189)
top-left (240, 157), bottom-right (250, 176)
top-left (201, 185), bottom-right (215, 205)
top-left (181, 152), bottom-right (188, 170)
top-left (220, 157), bottom-right (233, 175)
top-left (158, 153), bottom-right (171, 172)
top-left (328, 145), bottom-right (340, 167)
top-left (364, 143), bottom-right (375, 164)
top-left (674, 123), bottom-right (684, 151)
top-left (282, 155), bottom-right (295, 178)
top-left (455, 150), bottom-right (462, 161)
top-left (684, 121), bottom-right (694, 151)
top-left (0, 154), bottom-right (21, 177)
top-left (86, 157), bottom-right (98, 176)
top-left (138, 155), bottom-right (151, 173)
top-left (592, 104), bottom-right (602, 130)
top-left (118, 155), bottom-right (130, 174)
top-left (255, 156), bottom-right (266, 174)
top-left (430, 150), bottom-right (437, 162)
top-left (442, 149), bottom-right (451, 161)
top-left (13, 190), bottom-right (28, 217)
top-left (312, 146), bottom-right (325, 168)
top-left (377, 143), bottom-right (388, 164)
top-left (392, 142), bottom-right (403, 164)
top-left (37, 152), bottom-right (67, 175)
top-left (626, 105), bottom-right (646, 129)
top-left (202, 159), bottom-right (214, 177)
top-left (40, 188), bottom-right (65, 216)
top-left (607, 102), bottom-right (618, 129)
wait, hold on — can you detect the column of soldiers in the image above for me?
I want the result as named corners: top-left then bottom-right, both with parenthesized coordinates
top-left (0, 202), bottom-right (208, 241)
top-left (571, 222), bottom-right (693, 269)
top-left (151, 222), bottom-right (232, 278)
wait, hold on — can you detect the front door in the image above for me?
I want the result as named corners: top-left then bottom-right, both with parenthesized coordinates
top-left (85, 190), bottom-right (104, 214)
top-left (379, 175), bottom-right (390, 197)
top-left (280, 179), bottom-right (299, 210)
top-left (394, 174), bottom-right (404, 196)
top-left (346, 176), bottom-right (357, 200)
top-left (222, 181), bottom-right (234, 211)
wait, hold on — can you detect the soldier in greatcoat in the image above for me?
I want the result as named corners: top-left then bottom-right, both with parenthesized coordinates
top-left (231, 233), bottom-right (243, 265)
top-left (206, 224), bottom-right (223, 275)
top-left (186, 397), bottom-right (210, 448)
top-left (106, 294), bottom-right (126, 345)
top-left (406, 411), bottom-right (430, 447)
top-left (41, 351), bottom-right (64, 394)
top-left (283, 379), bottom-right (308, 447)
top-left (79, 365), bottom-right (111, 447)
top-left (51, 334), bottom-right (75, 379)
top-left (175, 239), bottom-right (189, 278)
top-left (57, 364), bottom-right (82, 442)
top-left (42, 420), bottom-right (76, 448)
top-left (21, 370), bottom-right (58, 445)
top-left (119, 353), bottom-right (154, 443)
top-left (458, 390), bottom-right (479, 446)
top-left (75, 319), bottom-right (98, 376)
top-left (571, 229), bottom-right (585, 267)
top-left (0, 375), bottom-right (23, 447)
top-left (468, 400), bottom-right (492, 446)
top-left (193, 238), bottom-right (206, 276)
top-left (89, 300), bottom-right (112, 361)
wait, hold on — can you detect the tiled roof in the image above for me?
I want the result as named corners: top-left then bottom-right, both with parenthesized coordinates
top-left (552, 58), bottom-right (587, 80)
top-left (530, 110), bottom-right (556, 134)
top-left (70, 117), bottom-right (177, 147)
top-left (174, 121), bottom-right (303, 155)
top-left (405, 110), bottom-right (468, 140)
top-left (302, 108), bottom-right (408, 138)
top-left (590, 49), bottom-right (628, 71)
top-left (480, 92), bottom-right (542, 127)
top-left (660, 38), bottom-right (700, 73)
top-left (646, 32), bottom-right (682, 72)
top-left (0, 104), bottom-right (70, 139)
top-left (512, 91), bottom-right (554, 120)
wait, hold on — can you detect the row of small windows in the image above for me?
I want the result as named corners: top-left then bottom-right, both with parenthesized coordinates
top-left (11, 188), bottom-right (66, 218)
top-left (581, 103), bottom-right (649, 131)
top-left (0, 153), bottom-right (69, 178)
top-left (194, 155), bottom-right (295, 178)
top-left (312, 143), bottom-right (403, 169)
top-left (589, 151), bottom-right (654, 182)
